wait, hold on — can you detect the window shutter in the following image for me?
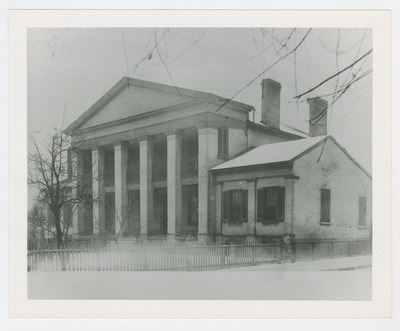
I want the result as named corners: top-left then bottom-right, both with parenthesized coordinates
top-left (257, 188), bottom-right (263, 222)
top-left (277, 187), bottom-right (285, 221)
top-left (241, 190), bottom-right (248, 222)
top-left (222, 191), bottom-right (230, 223)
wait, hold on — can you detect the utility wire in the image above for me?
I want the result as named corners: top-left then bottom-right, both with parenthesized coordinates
top-left (154, 29), bottom-right (182, 97)
top-left (215, 28), bottom-right (312, 112)
top-left (294, 48), bottom-right (372, 99)
top-left (317, 28), bottom-right (341, 163)
top-left (170, 29), bottom-right (207, 62)
top-left (293, 30), bottom-right (300, 114)
top-left (121, 29), bottom-right (130, 88)
top-left (131, 29), bottom-right (168, 74)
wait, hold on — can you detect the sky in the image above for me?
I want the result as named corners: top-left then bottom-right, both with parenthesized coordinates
top-left (27, 27), bottom-right (372, 204)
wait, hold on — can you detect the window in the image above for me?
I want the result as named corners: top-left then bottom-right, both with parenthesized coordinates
top-left (358, 196), bottom-right (367, 227)
top-left (320, 188), bottom-right (331, 224)
top-left (222, 189), bottom-right (248, 223)
top-left (257, 187), bottom-right (285, 224)
top-left (218, 127), bottom-right (229, 159)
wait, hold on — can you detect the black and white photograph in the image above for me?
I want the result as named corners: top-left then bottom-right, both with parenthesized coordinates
top-left (26, 25), bottom-right (373, 300)
top-left (6, 8), bottom-right (394, 321)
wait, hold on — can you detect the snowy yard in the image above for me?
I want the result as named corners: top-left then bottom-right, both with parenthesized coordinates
top-left (28, 256), bottom-right (372, 300)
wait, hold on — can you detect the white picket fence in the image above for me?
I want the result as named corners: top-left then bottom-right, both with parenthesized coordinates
top-left (28, 242), bottom-right (282, 272)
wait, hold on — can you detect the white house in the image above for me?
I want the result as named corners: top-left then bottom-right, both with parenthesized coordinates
top-left (62, 77), bottom-right (372, 243)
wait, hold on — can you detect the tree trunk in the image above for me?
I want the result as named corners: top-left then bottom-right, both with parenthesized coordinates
top-left (54, 210), bottom-right (64, 249)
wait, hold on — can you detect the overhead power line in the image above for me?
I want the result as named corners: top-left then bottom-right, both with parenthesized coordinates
top-left (294, 48), bottom-right (372, 100)
top-left (154, 29), bottom-right (182, 97)
top-left (215, 28), bottom-right (312, 112)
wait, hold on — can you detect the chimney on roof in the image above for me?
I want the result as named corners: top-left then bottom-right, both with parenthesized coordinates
top-left (261, 79), bottom-right (281, 130)
top-left (308, 97), bottom-right (328, 137)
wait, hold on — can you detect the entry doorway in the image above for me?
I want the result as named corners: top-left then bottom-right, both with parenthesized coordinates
top-left (150, 187), bottom-right (168, 235)
top-left (181, 184), bottom-right (198, 235)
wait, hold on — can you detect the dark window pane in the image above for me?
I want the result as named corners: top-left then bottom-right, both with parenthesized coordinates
top-left (358, 196), bottom-right (367, 226)
top-left (218, 127), bottom-right (228, 158)
top-left (231, 190), bottom-right (242, 222)
top-left (260, 187), bottom-right (285, 223)
top-left (321, 188), bottom-right (331, 223)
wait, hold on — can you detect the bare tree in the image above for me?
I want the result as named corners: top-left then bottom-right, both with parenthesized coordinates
top-left (92, 192), bottom-right (140, 246)
top-left (27, 200), bottom-right (50, 250)
top-left (28, 129), bottom-right (93, 248)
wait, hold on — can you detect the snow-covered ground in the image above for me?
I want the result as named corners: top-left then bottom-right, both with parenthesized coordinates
top-left (28, 256), bottom-right (372, 300)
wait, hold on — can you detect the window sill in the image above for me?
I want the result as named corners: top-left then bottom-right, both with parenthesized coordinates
top-left (218, 154), bottom-right (229, 160)
top-left (223, 221), bottom-right (247, 225)
top-left (319, 222), bottom-right (331, 226)
top-left (257, 221), bottom-right (281, 226)
top-left (358, 225), bottom-right (368, 229)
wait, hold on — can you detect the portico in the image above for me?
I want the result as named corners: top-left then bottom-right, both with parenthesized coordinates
top-left (71, 126), bottom-right (222, 240)
top-left (65, 77), bottom-right (254, 241)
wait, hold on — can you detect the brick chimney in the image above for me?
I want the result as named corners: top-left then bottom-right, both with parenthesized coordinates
top-left (261, 79), bottom-right (281, 130)
top-left (308, 97), bottom-right (328, 137)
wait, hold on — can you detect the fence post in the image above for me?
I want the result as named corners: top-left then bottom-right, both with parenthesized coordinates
top-left (279, 238), bottom-right (283, 264)
top-left (220, 245), bottom-right (226, 269)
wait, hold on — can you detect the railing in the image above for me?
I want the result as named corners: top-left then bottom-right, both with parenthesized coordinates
top-left (28, 241), bottom-right (280, 272)
top-left (27, 238), bottom-right (372, 272)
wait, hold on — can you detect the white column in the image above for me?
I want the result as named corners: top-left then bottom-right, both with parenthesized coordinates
top-left (247, 179), bottom-right (256, 237)
top-left (92, 148), bottom-right (105, 235)
top-left (139, 136), bottom-right (154, 236)
top-left (167, 131), bottom-right (182, 240)
top-left (198, 127), bottom-right (218, 240)
top-left (114, 142), bottom-right (128, 236)
top-left (284, 176), bottom-right (299, 235)
top-left (71, 149), bottom-right (84, 236)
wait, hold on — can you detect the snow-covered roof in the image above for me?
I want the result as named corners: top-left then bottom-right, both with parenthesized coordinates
top-left (212, 136), bottom-right (327, 171)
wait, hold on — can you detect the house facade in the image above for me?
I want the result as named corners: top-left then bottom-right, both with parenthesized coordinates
top-left (63, 77), bottom-right (372, 242)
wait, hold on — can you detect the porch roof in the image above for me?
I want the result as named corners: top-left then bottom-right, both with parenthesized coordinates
top-left (212, 136), bottom-right (327, 171)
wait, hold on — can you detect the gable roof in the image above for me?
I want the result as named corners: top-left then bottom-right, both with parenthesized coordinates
top-left (211, 135), bottom-right (371, 179)
top-left (64, 77), bottom-right (254, 135)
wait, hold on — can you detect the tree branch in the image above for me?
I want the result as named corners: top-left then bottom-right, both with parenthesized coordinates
top-left (294, 48), bottom-right (372, 99)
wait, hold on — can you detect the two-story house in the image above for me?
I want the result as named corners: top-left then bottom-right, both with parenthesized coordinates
top-left (63, 77), bottom-right (372, 243)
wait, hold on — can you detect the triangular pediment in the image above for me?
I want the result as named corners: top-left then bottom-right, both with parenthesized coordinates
top-left (65, 77), bottom-right (254, 134)
top-left (78, 79), bottom-right (196, 131)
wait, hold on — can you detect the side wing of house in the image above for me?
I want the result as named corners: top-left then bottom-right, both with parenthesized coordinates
top-left (292, 138), bottom-right (372, 240)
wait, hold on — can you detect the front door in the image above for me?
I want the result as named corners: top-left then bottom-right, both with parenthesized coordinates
top-left (151, 187), bottom-right (168, 235)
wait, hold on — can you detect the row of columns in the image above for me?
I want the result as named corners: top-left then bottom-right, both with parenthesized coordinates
top-left (71, 127), bottom-right (219, 240)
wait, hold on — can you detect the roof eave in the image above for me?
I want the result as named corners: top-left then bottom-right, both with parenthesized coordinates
top-left (211, 161), bottom-right (293, 174)
top-left (64, 77), bottom-right (129, 135)
top-left (247, 121), bottom-right (304, 140)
